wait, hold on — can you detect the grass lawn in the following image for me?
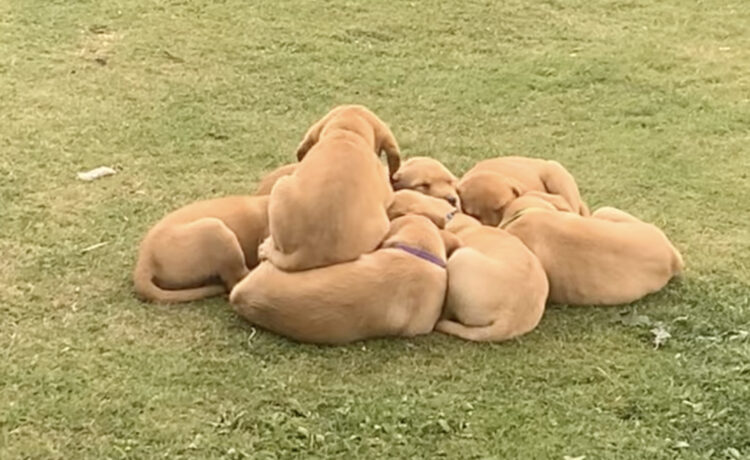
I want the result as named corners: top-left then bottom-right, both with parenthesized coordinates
top-left (2, 0), bottom-right (749, 458)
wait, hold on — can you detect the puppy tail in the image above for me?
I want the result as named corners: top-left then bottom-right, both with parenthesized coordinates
top-left (132, 255), bottom-right (226, 304)
top-left (435, 319), bottom-right (517, 342)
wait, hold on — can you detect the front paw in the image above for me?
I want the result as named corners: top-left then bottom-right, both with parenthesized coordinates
top-left (258, 237), bottom-right (275, 262)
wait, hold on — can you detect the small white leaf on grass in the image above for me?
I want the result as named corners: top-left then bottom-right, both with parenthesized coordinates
top-left (77, 166), bottom-right (117, 181)
top-left (563, 456), bottom-right (586, 460)
top-left (651, 324), bottom-right (671, 348)
top-left (674, 440), bottom-right (690, 449)
top-left (246, 327), bottom-right (257, 345)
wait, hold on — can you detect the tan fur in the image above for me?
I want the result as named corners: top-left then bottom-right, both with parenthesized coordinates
top-left (436, 223), bottom-right (549, 342)
top-left (499, 191), bottom-right (575, 227)
top-left (391, 157), bottom-right (460, 207)
top-left (261, 105), bottom-right (401, 271)
top-left (133, 196), bottom-right (269, 303)
top-left (255, 163), bottom-right (297, 195)
top-left (230, 216), bottom-right (448, 344)
top-left (444, 212), bottom-right (483, 234)
top-left (504, 197), bottom-right (684, 305)
top-left (387, 190), bottom-right (457, 229)
top-left (458, 156), bottom-right (589, 225)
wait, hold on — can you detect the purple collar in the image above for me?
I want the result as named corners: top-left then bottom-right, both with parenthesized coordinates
top-left (391, 243), bottom-right (446, 268)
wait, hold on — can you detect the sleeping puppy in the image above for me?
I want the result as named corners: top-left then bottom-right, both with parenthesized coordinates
top-left (458, 156), bottom-right (589, 225)
top-left (391, 157), bottom-right (460, 207)
top-left (502, 194), bottom-right (684, 305)
top-left (230, 215), bottom-right (452, 344)
top-left (133, 195), bottom-right (269, 303)
top-left (388, 189), bottom-right (457, 229)
top-left (255, 163), bottom-right (297, 195)
top-left (437, 214), bottom-right (549, 342)
top-left (261, 105), bottom-right (401, 271)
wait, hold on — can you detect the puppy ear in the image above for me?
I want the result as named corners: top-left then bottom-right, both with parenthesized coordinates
top-left (383, 144), bottom-right (401, 180)
top-left (374, 123), bottom-right (401, 179)
top-left (439, 230), bottom-right (463, 257)
top-left (296, 122), bottom-right (322, 161)
top-left (390, 171), bottom-right (405, 189)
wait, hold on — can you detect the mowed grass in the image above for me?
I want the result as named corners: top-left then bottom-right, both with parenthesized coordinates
top-left (1, 0), bottom-right (749, 458)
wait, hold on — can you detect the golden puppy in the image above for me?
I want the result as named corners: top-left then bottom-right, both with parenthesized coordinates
top-left (261, 105), bottom-right (401, 271)
top-left (230, 215), bottom-right (450, 344)
top-left (388, 190), bottom-right (457, 229)
top-left (458, 156), bottom-right (589, 225)
top-left (391, 157), bottom-right (460, 207)
top-left (503, 195), bottom-right (684, 305)
top-left (437, 214), bottom-right (549, 342)
top-left (133, 195), bottom-right (269, 303)
top-left (255, 163), bottom-right (297, 195)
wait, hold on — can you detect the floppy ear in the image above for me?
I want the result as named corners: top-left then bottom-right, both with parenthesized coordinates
top-left (295, 120), bottom-right (324, 161)
top-left (439, 230), bottom-right (463, 257)
top-left (390, 170), bottom-right (406, 189)
top-left (374, 123), bottom-right (401, 179)
top-left (505, 176), bottom-right (527, 199)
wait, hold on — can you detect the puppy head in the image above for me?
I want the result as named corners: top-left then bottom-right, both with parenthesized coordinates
top-left (296, 105), bottom-right (401, 178)
top-left (381, 215), bottom-right (447, 261)
top-left (391, 157), bottom-right (460, 207)
top-left (387, 189), bottom-right (457, 229)
top-left (457, 172), bottom-right (523, 226)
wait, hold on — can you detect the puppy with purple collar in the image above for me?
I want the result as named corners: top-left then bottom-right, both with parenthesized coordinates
top-left (230, 215), bottom-right (458, 344)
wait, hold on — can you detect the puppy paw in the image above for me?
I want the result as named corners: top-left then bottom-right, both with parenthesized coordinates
top-left (258, 237), bottom-right (275, 262)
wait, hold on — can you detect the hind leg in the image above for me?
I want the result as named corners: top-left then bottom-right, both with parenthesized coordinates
top-left (258, 235), bottom-right (317, 271)
top-left (156, 218), bottom-right (249, 291)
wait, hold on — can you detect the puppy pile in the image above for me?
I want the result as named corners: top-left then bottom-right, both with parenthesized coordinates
top-left (134, 105), bottom-right (683, 344)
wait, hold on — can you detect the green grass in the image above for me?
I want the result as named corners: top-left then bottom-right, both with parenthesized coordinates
top-left (2, 0), bottom-right (749, 458)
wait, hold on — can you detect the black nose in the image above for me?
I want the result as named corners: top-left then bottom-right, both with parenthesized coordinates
top-left (446, 196), bottom-right (457, 206)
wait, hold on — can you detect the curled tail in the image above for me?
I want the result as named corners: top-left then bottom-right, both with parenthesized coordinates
top-left (132, 255), bottom-right (226, 304)
top-left (435, 319), bottom-right (518, 342)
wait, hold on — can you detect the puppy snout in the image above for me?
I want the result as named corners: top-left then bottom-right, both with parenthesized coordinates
top-left (446, 196), bottom-right (457, 206)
